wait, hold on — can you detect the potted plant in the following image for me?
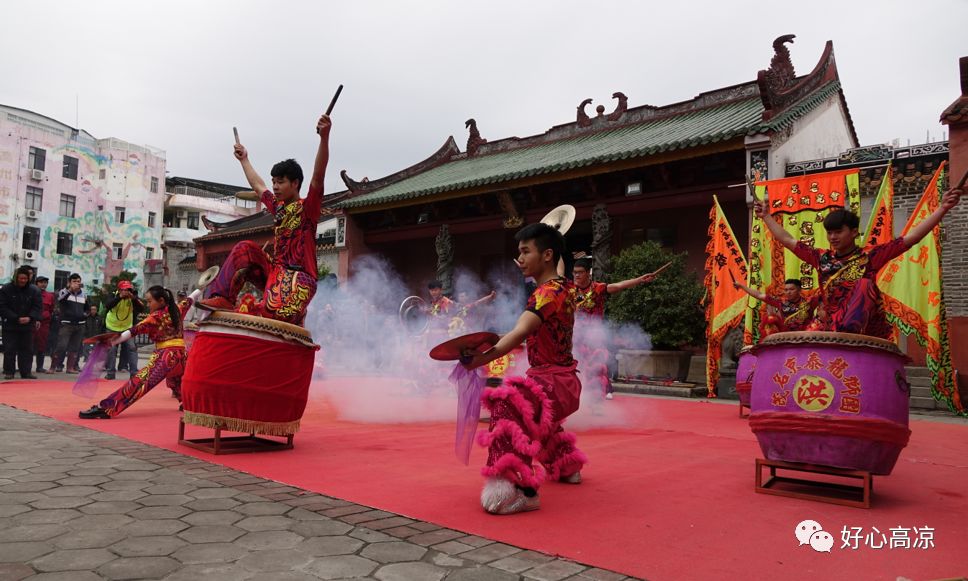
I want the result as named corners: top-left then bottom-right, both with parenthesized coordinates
top-left (605, 241), bottom-right (705, 382)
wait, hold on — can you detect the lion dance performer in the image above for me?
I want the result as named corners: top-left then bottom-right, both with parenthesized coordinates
top-left (198, 115), bottom-right (332, 326)
top-left (463, 223), bottom-right (587, 515)
top-left (571, 257), bottom-right (656, 399)
top-left (78, 286), bottom-right (186, 419)
top-left (732, 277), bottom-right (816, 334)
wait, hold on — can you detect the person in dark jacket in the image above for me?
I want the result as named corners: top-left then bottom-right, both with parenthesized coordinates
top-left (83, 305), bottom-right (102, 362)
top-left (0, 265), bottom-right (43, 380)
top-left (49, 273), bottom-right (88, 374)
top-left (102, 280), bottom-right (144, 379)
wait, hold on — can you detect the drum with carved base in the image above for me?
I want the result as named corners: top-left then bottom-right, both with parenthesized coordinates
top-left (735, 345), bottom-right (757, 407)
top-left (181, 311), bottom-right (318, 437)
top-left (748, 331), bottom-right (911, 475)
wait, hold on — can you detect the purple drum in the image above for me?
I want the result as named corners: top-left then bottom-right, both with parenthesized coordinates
top-left (748, 331), bottom-right (911, 475)
top-left (735, 346), bottom-right (757, 407)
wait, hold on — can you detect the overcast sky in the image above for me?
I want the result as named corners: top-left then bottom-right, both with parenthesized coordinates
top-left (2, 1), bottom-right (965, 193)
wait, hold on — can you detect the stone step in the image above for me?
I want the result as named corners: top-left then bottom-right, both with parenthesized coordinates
top-left (612, 381), bottom-right (708, 398)
top-left (910, 395), bottom-right (940, 410)
top-left (907, 377), bottom-right (933, 388)
top-left (909, 385), bottom-right (933, 399)
top-left (905, 366), bottom-right (932, 378)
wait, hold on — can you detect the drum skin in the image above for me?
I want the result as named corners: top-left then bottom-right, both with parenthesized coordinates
top-left (748, 331), bottom-right (911, 475)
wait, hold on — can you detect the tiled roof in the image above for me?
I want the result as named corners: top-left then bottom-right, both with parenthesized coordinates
top-left (334, 80), bottom-right (845, 211)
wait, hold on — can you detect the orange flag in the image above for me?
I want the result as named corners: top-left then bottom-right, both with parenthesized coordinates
top-left (705, 196), bottom-right (749, 397)
top-left (863, 166), bottom-right (895, 249)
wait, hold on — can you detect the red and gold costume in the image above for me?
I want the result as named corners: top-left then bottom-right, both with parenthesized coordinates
top-left (792, 238), bottom-right (910, 338)
top-left (480, 278), bottom-right (587, 490)
top-left (207, 184), bottom-right (322, 326)
top-left (98, 308), bottom-right (186, 417)
top-left (762, 295), bottom-right (817, 332)
top-left (34, 289), bottom-right (55, 367)
top-left (571, 281), bottom-right (611, 397)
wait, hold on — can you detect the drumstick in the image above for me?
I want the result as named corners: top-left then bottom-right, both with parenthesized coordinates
top-left (233, 126), bottom-right (240, 145)
top-left (650, 261), bottom-right (673, 277)
top-left (955, 168), bottom-right (968, 190)
top-left (325, 84), bottom-right (344, 117)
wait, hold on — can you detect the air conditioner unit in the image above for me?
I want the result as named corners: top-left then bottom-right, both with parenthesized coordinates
top-left (25, 209), bottom-right (40, 220)
top-left (21, 250), bottom-right (37, 261)
top-left (30, 169), bottom-right (44, 181)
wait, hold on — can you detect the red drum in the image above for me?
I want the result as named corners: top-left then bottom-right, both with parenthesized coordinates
top-left (485, 345), bottom-right (527, 383)
top-left (735, 345), bottom-right (756, 407)
top-left (748, 331), bottom-right (911, 475)
top-left (181, 312), bottom-right (318, 437)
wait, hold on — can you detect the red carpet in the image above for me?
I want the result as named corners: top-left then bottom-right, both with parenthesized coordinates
top-left (2, 377), bottom-right (966, 581)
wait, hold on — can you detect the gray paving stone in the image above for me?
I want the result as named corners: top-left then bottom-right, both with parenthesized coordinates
top-left (184, 497), bottom-right (241, 511)
top-left (20, 571), bottom-right (103, 581)
top-left (110, 535), bottom-right (187, 557)
top-left (100, 480), bottom-right (151, 490)
top-left (177, 524), bottom-right (246, 543)
top-left (188, 487), bottom-right (239, 500)
top-left (171, 542), bottom-right (248, 564)
top-left (0, 540), bottom-right (55, 562)
top-left (409, 528), bottom-right (466, 546)
top-left (235, 530), bottom-right (304, 550)
top-left (576, 568), bottom-right (629, 581)
top-left (180, 509), bottom-right (243, 526)
top-left (0, 524), bottom-right (69, 542)
top-left (490, 551), bottom-right (555, 573)
top-left (11, 472), bottom-right (64, 482)
top-left (78, 500), bottom-right (142, 515)
top-left (462, 543), bottom-right (522, 564)
top-left (458, 535), bottom-right (498, 548)
top-left (143, 483), bottom-right (197, 495)
top-left (297, 535), bottom-right (364, 556)
top-left (237, 548), bottom-right (314, 572)
top-left (0, 492), bottom-right (45, 504)
top-left (361, 541), bottom-right (427, 563)
top-left (522, 560), bottom-right (587, 581)
top-left (161, 563), bottom-right (256, 581)
top-left (291, 519), bottom-right (353, 537)
top-left (65, 513), bottom-right (133, 530)
top-left (235, 501), bottom-right (291, 516)
top-left (350, 527), bottom-right (397, 543)
top-left (51, 528), bottom-right (127, 549)
top-left (302, 554), bottom-right (379, 579)
top-left (432, 553), bottom-right (467, 567)
top-left (136, 494), bottom-right (194, 507)
top-left (45, 485), bottom-right (101, 497)
top-left (110, 471), bottom-right (157, 481)
top-left (374, 561), bottom-right (448, 581)
top-left (0, 562), bottom-right (32, 580)
top-left (431, 540), bottom-right (476, 555)
top-left (285, 507), bottom-right (329, 521)
top-left (122, 518), bottom-right (190, 537)
top-left (236, 515), bottom-right (295, 531)
top-left (89, 490), bottom-right (147, 502)
top-left (444, 566), bottom-right (521, 581)
top-left (12, 508), bottom-right (81, 525)
top-left (31, 547), bottom-right (116, 572)
top-left (0, 481), bottom-right (58, 492)
top-left (27, 496), bottom-right (92, 510)
top-left (247, 573), bottom-right (319, 581)
top-left (128, 505), bottom-right (192, 520)
top-left (67, 467), bottom-right (116, 477)
top-left (98, 556), bottom-right (180, 580)
top-left (55, 475), bottom-right (110, 486)
top-left (0, 504), bottom-right (30, 517)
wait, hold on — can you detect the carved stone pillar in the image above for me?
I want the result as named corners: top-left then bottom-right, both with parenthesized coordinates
top-left (590, 204), bottom-right (612, 280)
top-left (435, 224), bottom-right (454, 296)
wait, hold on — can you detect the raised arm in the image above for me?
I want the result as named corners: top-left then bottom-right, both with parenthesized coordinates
top-left (607, 272), bottom-right (656, 295)
top-left (233, 143), bottom-right (268, 196)
top-left (731, 279), bottom-right (766, 301)
top-left (753, 200), bottom-right (797, 250)
top-left (464, 311), bottom-right (541, 370)
top-left (902, 188), bottom-right (962, 247)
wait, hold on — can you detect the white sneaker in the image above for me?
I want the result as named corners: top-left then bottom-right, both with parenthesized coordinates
top-left (605, 393), bottom-right (614, 400)
top-left (481, 478), bottom-right (540, 515)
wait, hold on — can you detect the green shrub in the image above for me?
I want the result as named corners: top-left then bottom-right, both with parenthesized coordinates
top-left (605, 241), bottom-right (705, 350)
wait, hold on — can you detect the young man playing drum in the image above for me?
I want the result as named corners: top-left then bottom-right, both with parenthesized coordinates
top-left (754, 186), bottom-right (962, 338)
top-left (732, 277), bottom-right (817, 332)
top-left (198, 115), bottom-right (332, 326)
top-left (462, 223), bottom-right (586, 515)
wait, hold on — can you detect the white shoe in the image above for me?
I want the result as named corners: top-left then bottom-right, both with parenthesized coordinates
top-left (605, 393), bottom-right (613, 400)
top-left (481, 478), bottom-right (540, 515)
top-left (559, 471), bottom-right (582, 484)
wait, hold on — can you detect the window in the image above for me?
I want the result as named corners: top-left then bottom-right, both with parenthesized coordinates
top-left (62, 155), bottom-right (78, 180)
top-left (28, 147), bottom-right (45, 171)
top-left (56, 232), bottom-right (73, 255)
top-left (145, 247), bottom-right (154, 260)
top-left (112, 243), bottom-right (123, 260)
top-left (150, 176), bottom-right (159, 193)
top-left (187, 211), bottom-right (200, 230)
top-left (115, 206), bottom-right (126, 224)
top-left (54, 270), bottom-right (70, 291)
top-left (98, 168), bottom-right (106, 180)
top-left (22, 226), bottom-right (40, 250)
top-left (59, 194), bottom-right (76, 218)
top-left (25, 186), bottom-right (43, 210)
top-left (148, 211), bottom-right (156, 227)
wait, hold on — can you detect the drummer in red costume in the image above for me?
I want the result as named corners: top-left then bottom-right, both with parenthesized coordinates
top-left (198, 115), bottom-right (332, 326)
top-left (754, 186), bottom-right (962, 338)
top-left (78, 286), bottom-right (187, 419)
top-left (571, 257), bottom-right (657, 399)
top-left (463, 223), bottom-right (586, 515)
top-left (732, 277), bottom-right (816, 332)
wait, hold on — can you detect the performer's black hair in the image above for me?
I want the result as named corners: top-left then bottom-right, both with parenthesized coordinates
top-left (822, 209), bottom-right (860, 231)
top-left (147, 285), bottom-right (181, 331)
top-left (427, 280), bottom-right (442, 289)
top-left (270, 159), bottom-right (304, 190)
top-left (784, 278), bottom-right (802, 287)
top-left (68, 273), bottom-right (81, 281)
top-left (15, 265), bottom-right (33, 278)
top-left (573, 257), bottom-right (593, 271)
top-left (515, 223), bottom-right (565, 264)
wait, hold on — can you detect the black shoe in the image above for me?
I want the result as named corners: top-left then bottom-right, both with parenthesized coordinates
top-left (79, 406), bottom-right (111, 420)
top-left (105, 372), bottom-right (116, 380)
top-left (36, 368), bottom-right (46, 373)
top-left (21, 374), bottom-right (38, 380)
top-left (3, 374), bottom-right (14, 380)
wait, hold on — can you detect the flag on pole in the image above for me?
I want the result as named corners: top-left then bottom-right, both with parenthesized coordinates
top-left (705, 196), bottom-right (749, 397)
top-left (863, 166), bottom-right (895, 249)
top-left (877, 162), bottom-right (962, 414)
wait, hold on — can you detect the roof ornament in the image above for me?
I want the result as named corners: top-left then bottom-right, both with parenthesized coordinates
top-left (578, 93), bottom-right (628, 127)
top-left (577, 98), bottom-right (594, 127)
top-left (761, 34), bottom-right (798, 95)
top-left (606, 92), bottom-right (628, 122)
top-left (465, 119), bottom-right (487, 156)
